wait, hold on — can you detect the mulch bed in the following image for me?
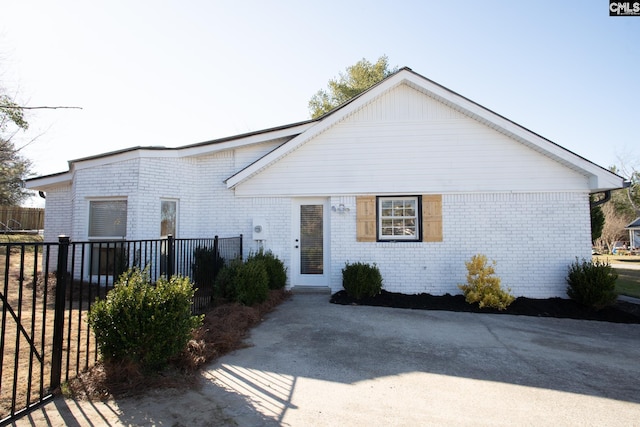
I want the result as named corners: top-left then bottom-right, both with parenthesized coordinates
top-left (330, 290), bottom-right (640, 324)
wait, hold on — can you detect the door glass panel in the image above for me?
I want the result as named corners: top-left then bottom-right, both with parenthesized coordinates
top-left (300, 204), bottom-right (323, 275)
top-left (161, 200), bottom-right (177, 237)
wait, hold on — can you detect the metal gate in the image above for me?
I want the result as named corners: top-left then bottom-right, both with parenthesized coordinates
top-left (1, 235), bottom-right (242, 425)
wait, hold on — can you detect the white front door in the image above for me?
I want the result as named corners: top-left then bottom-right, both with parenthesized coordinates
top-left (291, 198), bottom-right (330, 287)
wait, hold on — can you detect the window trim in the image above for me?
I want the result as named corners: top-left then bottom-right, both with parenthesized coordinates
top-left (376, 195), bottom-right (422, 242)
top-left (88, 198), bottom-right (128, 240)
top-left (87, 198), bottom-right (128, 278)
top-left (160, 198), bottom-right (178, 238)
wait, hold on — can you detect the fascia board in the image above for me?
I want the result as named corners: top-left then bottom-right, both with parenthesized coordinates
top-left (178, 122), bottom-right (313, 158)
top-left (24, 172), bottom-right (73, 190)
top-left (26, 121), bottom-right (314, 190)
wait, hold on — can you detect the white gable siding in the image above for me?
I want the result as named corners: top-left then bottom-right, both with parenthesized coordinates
top-left (235, 84), bottom-right (589, 197)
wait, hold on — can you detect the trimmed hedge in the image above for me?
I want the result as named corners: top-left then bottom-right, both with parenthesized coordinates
top-left (247, 249), bottom-right (287, 289)
top-left (342, 262), bottom-right (383, 299)
top-left (88, 268), bottom-right (203, 371)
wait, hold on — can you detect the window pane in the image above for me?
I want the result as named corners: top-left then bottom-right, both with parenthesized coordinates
top-left (300, 205), bottom-right (323, 274)
top-left (378, 196), bottom-right (419, 241)
top-left (161, 200), bottom-right (177, 237)
top-left (89, 201), bottom-right (127, 237)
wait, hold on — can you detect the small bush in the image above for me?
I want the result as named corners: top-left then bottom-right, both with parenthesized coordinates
top-left (192, 245), bottom-right (225, 288)
top-left (342, 262), bottom-right (383, 299)
top-left (247, 249), bottom-right (287, 289)
top-left (214, 259), bottom-right (242, 301)
top-left (214, 258), bottom-right (270, 306)
top-left (88, 268), bottom-right (203, 372)
top-left (566, 258), bottom-right (618, 310)
top-left (235, 258), bottom-right (270, 306)
top-left (458, 254), bottom-right (514, 310)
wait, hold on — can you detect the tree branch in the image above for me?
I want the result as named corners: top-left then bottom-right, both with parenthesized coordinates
top-left (0, 105), bottom-right (82, 110)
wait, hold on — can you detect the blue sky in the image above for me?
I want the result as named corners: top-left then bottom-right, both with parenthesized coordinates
top-left (1, 1), bottom-right (639, 192)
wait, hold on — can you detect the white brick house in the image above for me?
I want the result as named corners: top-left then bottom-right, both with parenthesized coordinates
top-left (26, 68), bottom-right (623, 298)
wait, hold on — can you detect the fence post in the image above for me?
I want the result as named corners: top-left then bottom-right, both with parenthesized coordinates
top-left (212, 236), bottom-right (219, 279)
top-left (167, 234), bottom-right (175, 278)
top-left (50, 235), bottom-right (70, 391)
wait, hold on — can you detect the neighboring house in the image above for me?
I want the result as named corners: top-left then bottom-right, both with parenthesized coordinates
top-left (626, 218), bottom-right (640, 252)
top-left (26, 68), bottom-right (624, 298)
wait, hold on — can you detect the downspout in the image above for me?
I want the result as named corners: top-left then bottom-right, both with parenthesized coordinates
top-left (590, 191), bottom-right (611, 208)
top-left (590, 181), bottom-right (631, 208)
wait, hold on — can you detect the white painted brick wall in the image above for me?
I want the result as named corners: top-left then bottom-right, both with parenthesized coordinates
top-left (329, 192), bottom-right (591, 298)
top-left (42, 184), bottom-right (72, 242)
top-left (42, 150), bottom-right (591, 298)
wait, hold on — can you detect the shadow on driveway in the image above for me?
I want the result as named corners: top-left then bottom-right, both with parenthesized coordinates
top-left (205, 294), bottom-right (640, 426)
top-left (12, 294), bottom-right (640, 426)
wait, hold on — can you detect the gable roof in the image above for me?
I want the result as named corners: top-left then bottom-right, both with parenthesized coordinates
top-left (26, 67), bottom-right (624, 193)
top-left (225, 67), bottom-right (623, 193)
top-left (627, 217), bottom-right (640, 229)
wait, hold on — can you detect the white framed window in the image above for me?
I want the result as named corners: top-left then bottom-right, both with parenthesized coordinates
top-left (160, 199), bottom-right (177, 237)
top-left (88, 199), bottom-right (127, 276)
top-left (89, 200), bottom-right (127, 239)
top-left (378, 196), bottom-right (420, 241)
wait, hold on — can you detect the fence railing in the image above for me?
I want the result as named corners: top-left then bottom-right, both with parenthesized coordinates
top-left (0, 234), bottom-right (242, 425)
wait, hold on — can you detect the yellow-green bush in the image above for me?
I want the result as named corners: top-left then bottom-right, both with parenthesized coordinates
top-left (458, 254), bottom-right (515, 310)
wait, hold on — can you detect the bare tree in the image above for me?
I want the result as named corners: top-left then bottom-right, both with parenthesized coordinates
top-left (614, 156), bottom-right (640, 217)
top-left (595, 201), bottom-right (631, 253)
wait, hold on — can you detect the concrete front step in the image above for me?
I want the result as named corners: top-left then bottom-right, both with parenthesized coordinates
top-left (290, 286), bottom-right (332, 295)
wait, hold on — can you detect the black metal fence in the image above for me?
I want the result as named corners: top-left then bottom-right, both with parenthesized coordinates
top-left (0, 234), bottom-right (242, 425)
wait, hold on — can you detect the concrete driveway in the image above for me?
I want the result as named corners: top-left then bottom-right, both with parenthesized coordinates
top-left (14, 294), bottom-right (640, 426)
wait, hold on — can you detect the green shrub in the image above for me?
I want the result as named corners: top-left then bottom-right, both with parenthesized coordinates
top-left (214, 258), bottom-right (243, 301)
top-left (213, 258), bottom-right (269, 306)
top-left (235, 258), bottom-right (270, 306)
top-left (192, 245), bottom-right (225, 289)
top-left (247, 249), bottom-right (287, 289)
top-left (458, 254), bottom-right (514, 310)
top-left (342, 262), bottom-right (383, 299)
top-left (88, 268), bottom-right (203, 372)
top-left (566, 258), bottom-right (618, 310)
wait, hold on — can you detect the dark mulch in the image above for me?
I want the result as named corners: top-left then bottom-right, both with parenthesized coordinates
top-left (330, 290), bottom-right (640, 324)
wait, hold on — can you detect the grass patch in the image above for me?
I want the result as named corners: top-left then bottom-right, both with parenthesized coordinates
top-left (615, 269), bottom-right (640, 299)
top-left (0, 233), bottom-right (44, 244)
top-left (592, 255), bottom-right (640, 299)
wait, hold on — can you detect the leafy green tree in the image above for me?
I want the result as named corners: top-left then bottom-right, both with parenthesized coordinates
top-left (308, 55), bottom-right (397, 118)
top-left (0, 92), bottom-right (32, 205)
top-left (590, 203), bottom-right (604, 243)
